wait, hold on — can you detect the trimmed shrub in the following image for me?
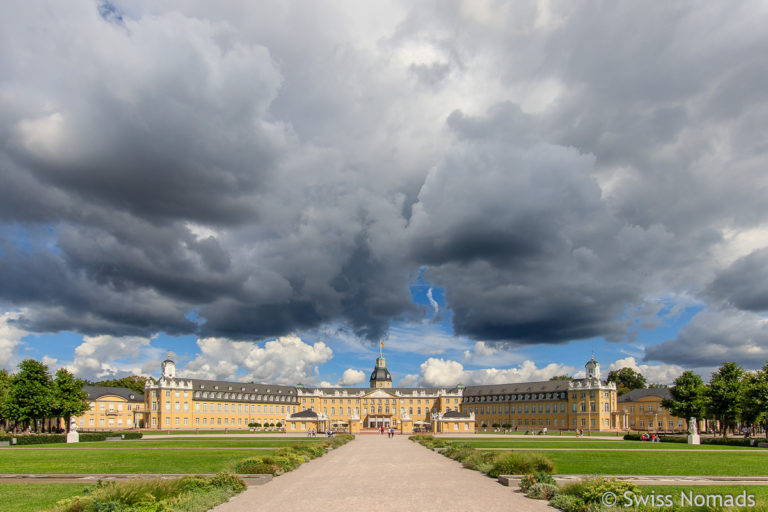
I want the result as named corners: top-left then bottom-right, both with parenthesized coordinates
top-left (560, 477), bottom-right (638, 505)
top-left (290, 443), bottom-right (327, 459)
top-left (528, 483), bottom-right (559, 500)
top-left (272, 449), bottom-right (307, 469)
top-left (208, 472), bottom-right (247, 492)
top-left (625, 434), bottom-right (755, 447)
top-left (0, 434), bottom-right (66, 445)
top-left (488, 452), bottom-right (555, 478)
top-left (549, 493), bottom-right (585, 512)
top-left (234, 456), bottom-right (285, 475)
top-left (520, 471), bottom-right (557, 492)
top-left (55, 473), bottom-right (245, 512)
top-left (461, 450), bottom-right (497, 474)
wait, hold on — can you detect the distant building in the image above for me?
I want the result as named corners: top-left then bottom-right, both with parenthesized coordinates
top-left (461, 356), bottom-right (618, 431)
top-left (76, 385), bottom-right (146, 430)
top-left (77, 352), bottom-right (693, 434)
top-left (616, 388), bottom-right (691, 432)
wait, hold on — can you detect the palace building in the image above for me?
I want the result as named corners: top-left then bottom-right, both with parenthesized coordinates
top-left (74, 353), bottom-right (662, 434)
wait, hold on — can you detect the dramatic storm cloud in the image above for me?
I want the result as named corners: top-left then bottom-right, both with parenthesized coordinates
top-left (1, 0), bottom-right (768, 370)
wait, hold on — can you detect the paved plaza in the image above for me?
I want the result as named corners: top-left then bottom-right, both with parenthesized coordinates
top-left (212, 434), bottom-right (553, 512)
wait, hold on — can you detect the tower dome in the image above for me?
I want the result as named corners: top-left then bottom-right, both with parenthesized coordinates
top-left (585, 354), bottom-right (600, 381)
top-left (161, 353), bottom-right (176, 379)
top-left (369, 355), bottom-right (392, 388)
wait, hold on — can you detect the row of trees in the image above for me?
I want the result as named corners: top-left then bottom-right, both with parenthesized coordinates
top-left (663, 362), bottom-right (768, 438)
top-left (0, 360), bottom-right (89, 434)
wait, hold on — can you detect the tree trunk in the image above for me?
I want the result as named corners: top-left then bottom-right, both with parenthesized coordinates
top-left (65, 415), bottom-right (70, 434)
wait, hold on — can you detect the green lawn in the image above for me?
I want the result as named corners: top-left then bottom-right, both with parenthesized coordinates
top-left (452, 439), bottom-right (755, 450)
top-left (0, 483), bottom-right (95, 512)
top-left (635, 485), bottom-right (768, 508)
top-left (475, 430), bottom-right (622, 437)
top-left (142, 429), bottom-right (283, 435)
top-left (509, 450), bottom-right (768, 476)
top-left (0, 448), bottom-right (276, 474)
top-left (9, 438), bottom-right (317, 449)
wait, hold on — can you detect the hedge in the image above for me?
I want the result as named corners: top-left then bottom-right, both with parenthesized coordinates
top-left (623, 433), bottom-right (756, 446)
top-left (0, 431), bottom-right (142, 445)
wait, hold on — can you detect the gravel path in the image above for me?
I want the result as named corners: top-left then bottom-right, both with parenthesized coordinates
top-left (212, 434), bottom-right (553, 512)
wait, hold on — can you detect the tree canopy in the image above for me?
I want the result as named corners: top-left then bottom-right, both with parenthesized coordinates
top-left (662, 370), bottom-right (705, 428)
top-left (5, 359), bottom-right (54, 431)
top-left (606, 367), bottom-right (647, 395)
top-left (53, 368), bottom-right (90, 432)
top-left (90, 375), bottom-right (148, 395)
top-left (705, 362), bottom-right (745, 438)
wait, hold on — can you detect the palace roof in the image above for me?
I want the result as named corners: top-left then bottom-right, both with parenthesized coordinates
top-left (83, 385), bottom-right (144, 402)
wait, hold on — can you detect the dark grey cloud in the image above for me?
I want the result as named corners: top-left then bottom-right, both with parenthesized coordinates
top-left (1, 0), bottom-right (768, 358)
top-left (645, 309), bottom-right (768, 368)
top-left (708, 248), bottom-right (768, 311)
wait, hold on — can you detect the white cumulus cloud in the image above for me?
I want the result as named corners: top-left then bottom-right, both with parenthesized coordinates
top-left (0, 311), bottom-right (29, 370)
top-left (337, 368), bottom-right (366, 386)
top-left (182, 334), bottom-right (333, 385)
top-left (67, 334), bottom-right (152, 380)
top-left (418, 357), bottom-right (575, 387)
top-left (608, 356), bottom-right (685, 385)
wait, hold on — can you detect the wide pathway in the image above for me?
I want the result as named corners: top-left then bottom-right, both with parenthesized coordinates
top-left (212, 434), bottom-right (552, 512)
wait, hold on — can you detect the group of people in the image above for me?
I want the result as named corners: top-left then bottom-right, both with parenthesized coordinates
top-left (306, 429), bottom-right (336, 437)
top-left (640, 433), bottom-right (661, 442)
top-left (379, 426), bottom-right (396, 438)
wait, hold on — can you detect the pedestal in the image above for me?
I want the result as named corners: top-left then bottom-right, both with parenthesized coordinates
top-left (687, 434), bottom-right (700, 445)
top-left (66, 431), bottom-right (79, 444)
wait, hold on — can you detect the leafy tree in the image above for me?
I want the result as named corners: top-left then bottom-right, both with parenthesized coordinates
top-left (606, 367), bottom-right (647, 395)
top-left (52, 368), bottom-right (89, 433)
top-left (6, 359), bottom-right (54, 432)
top-left (90, 375), bottom-right (147, 395)
top-left (662, 371), bottom-right (705, 430)
top-left (740, 362), bottom-right (768, 438)
top-left (705, 362), bottom-right (745, 438)
top-left (549, 375), bottom-right (572, 381)
top-left (0, 369), bottom-right (11, 430)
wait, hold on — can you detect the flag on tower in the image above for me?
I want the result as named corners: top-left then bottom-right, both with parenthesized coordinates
top-left (380, 340), bottom-right (384, 349)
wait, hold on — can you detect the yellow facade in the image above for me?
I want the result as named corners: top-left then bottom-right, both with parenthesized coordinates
top-left (616, 388), bottom-right (691, 432)
top-left (77, 386), bottom-right (147, 430)
top-left (462, 357), bottom-right (619, 432)
top-left (77, 353), bottom-right (690, 435)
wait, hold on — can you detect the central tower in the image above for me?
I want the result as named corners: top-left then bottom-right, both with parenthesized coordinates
top-left (369, 342), bottom-right (392, 388)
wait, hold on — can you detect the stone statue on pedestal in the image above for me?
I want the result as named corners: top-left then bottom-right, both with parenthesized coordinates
top-left (687, 416), bottom-right (700, 445)
top-left (67, 418), bottom-right (80, 444)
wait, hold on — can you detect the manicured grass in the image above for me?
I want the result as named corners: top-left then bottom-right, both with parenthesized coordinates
top-left (0, 448), bottom-right (277, 474)
top-left (452, 439), bottom-right (755, 450)
top-left (503, 450), bottom-right (768, 476)
top-left (142, 429), bottom-right (282, 435)
top-left (10, 438), bottom-right (319, 449)
top-left (0, 483), bottom-right (94, 512)
top-left (475, 430), bottom-right (622, 437)
top-left (636, 485), bottom-right (768, 508)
